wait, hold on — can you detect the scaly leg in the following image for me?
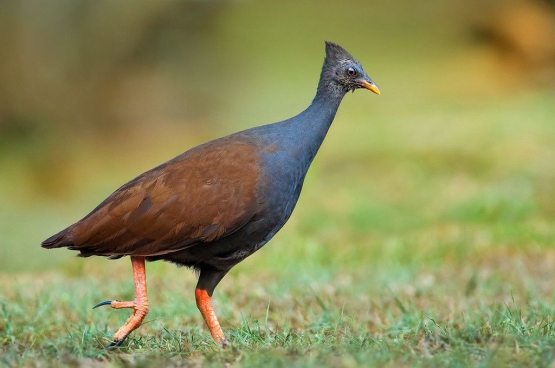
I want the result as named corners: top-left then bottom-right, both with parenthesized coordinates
top-left (196, 266), bottom-right (230, 346)
top-left (195, 288), bottom-right (228, 344)
top-left (93, 256), bottom-right (149, 347)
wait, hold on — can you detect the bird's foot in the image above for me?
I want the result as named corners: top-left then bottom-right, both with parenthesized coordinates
top-left (218, 337), bottom-right (231, 348)
top-left (93, 298), bottom-right (149, 348)
top-left (93, 300), bottom-right (138, 310)
top-left (105, 336), bottom-right (128, 349)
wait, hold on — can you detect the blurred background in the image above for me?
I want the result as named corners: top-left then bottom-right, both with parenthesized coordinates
top-left (1, 0), bottom-right (554, 274)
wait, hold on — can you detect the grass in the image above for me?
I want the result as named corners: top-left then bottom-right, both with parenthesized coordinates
top-left (2, 0), bottom-right (555, 366)
top-left (3, 245), bottom-right (555, 367)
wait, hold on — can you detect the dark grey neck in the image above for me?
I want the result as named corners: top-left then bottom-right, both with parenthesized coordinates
top-left (285, 84), bottom-right (346, 170)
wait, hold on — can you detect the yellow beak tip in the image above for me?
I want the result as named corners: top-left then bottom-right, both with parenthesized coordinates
top-left (361, 80), bottom-right (380, 95)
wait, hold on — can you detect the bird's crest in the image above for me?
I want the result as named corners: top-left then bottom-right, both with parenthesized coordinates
top-left (324, 41), bottom-right (357, 64)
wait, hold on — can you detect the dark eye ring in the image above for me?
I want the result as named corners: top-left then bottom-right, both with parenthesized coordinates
top-left (346, 67), bottom-right (356, 76)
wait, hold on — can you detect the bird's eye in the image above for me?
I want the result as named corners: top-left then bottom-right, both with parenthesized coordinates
top-left (346, 67), bottom-right (356, 76)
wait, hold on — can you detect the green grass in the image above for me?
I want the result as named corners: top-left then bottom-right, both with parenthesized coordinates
top-left (2, 0), bottom-right (555, 366)
top-left (3, 246), bottom-right (555, 367)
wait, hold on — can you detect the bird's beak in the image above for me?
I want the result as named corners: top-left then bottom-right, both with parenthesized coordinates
top-left (361, 80), bottom-right (380, 95)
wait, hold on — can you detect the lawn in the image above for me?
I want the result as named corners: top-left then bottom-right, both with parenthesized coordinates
top-left (2, 1), bottom-right (555, 367)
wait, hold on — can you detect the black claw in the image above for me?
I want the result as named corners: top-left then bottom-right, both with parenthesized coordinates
top-left (92, 300), bottom-right (121, 309)
top-left (106, 340), bottom-right (122, 349)
top-left (93, 300), bottom-right (112, 309)
top-left (106, 335), bottom-right (128, 349)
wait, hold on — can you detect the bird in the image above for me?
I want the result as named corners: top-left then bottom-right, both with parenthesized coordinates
top-left (41, 41), bottom-right (380, 348)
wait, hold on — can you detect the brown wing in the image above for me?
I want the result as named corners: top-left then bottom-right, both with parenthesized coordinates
top-left (63, 136), bottom-right (261, 257)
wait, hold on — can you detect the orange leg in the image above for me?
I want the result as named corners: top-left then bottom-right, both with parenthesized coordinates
top-left (93, 256), bottom-right (149, 347)
top-left (195, 288), bottom-right (229, 345)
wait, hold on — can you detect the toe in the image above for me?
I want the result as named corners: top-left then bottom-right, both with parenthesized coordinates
top-left (106, 336), bottom-right (127, 349)
top-left (93, 300), bottom-right (113, 309)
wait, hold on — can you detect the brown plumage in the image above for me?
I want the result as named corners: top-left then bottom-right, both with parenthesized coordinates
top-left (44, 136), bottom-right (261, 259)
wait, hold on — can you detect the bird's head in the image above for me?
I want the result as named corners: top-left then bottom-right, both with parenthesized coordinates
top-left (318, 41), bottom-right (380, 96)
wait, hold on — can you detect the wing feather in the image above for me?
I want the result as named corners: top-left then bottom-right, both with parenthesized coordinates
top-left (63, 136), bottom-right (261, 257)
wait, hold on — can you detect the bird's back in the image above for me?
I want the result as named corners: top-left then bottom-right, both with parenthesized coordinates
top-left (42, 123), bottom-right (310, 268)
top-left (42, 134), bottom-right (265, 257)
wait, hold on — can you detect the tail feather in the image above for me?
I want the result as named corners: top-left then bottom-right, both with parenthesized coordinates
top-left (41, 229), bottom-right (74, 249)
